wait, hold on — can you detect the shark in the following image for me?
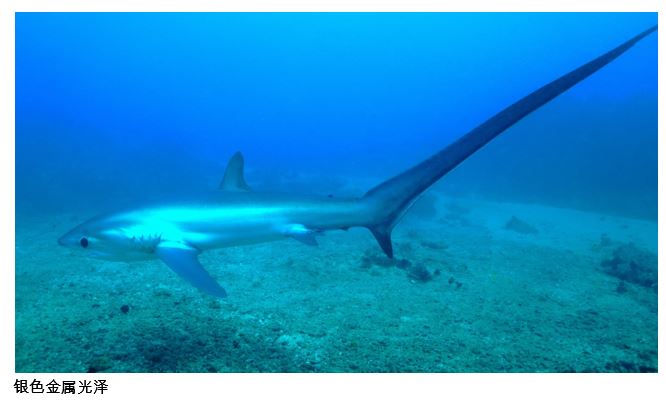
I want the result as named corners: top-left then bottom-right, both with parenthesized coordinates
top-left (58, 26), bottom-right (657, 298)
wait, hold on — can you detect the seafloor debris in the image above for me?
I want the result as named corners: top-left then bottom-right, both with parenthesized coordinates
top-left (407, 263), bottom-right (433, 282)
top-left (600, 243), bottom-right (657, 292)
top-left (504, 215), bottom-right (538, 234)
top-left (447, 276), bottom-right (463, 289)
top-left (360, 250), bottom-right (402, 268)
top-left (360, 250), bottom-right (440, 283)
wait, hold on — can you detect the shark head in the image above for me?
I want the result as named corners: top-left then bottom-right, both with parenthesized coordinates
top-left (58, 214), bottom-right (157, 261)
top-left (58, 209), bottom-right (229, 298)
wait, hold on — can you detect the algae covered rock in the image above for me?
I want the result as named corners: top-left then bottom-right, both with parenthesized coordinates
top-left (601, 243), bottom-right (657, 291)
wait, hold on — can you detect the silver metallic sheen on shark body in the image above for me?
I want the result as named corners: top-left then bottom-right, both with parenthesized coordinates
top-left (58, 26), bottom-right (657, 298)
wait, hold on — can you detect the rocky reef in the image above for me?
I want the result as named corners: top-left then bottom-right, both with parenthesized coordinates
top-left (601, 243), bottom-right (657, 292)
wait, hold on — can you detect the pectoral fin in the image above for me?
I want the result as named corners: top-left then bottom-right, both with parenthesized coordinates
top-left (156, 242), bottom-right (227, 298)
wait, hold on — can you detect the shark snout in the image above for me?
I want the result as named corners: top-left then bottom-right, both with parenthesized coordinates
top-left (58, 228), bottom-right (84, 248)
top-left (58, 233), bottom-right (76, 247)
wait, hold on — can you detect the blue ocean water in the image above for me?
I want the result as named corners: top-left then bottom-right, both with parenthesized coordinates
top-left (15, 13), bottom-right (657, 373)
top-left (17, 12), bottom-right (657, 218)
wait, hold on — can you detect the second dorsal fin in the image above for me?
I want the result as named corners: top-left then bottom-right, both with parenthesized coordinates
top-left (219, 151), bottom-right (252, 192)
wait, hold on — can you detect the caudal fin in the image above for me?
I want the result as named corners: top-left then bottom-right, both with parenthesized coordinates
top-left (361, 25), bottom-right (657, 258)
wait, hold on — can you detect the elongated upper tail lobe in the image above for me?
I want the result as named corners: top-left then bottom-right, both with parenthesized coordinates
top-left (361, 25), bottom-right (657, 257)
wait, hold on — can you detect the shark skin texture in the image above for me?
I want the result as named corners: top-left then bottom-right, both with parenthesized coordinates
top-left (58, 26), bottom-right (657, 298)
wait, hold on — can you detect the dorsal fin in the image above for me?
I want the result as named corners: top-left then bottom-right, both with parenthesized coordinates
top-left (220, 152), bottom-right (252, 192)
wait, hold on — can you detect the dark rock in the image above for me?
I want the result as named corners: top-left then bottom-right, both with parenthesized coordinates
top-left (446, 276), bottom-right (462, 289)
top-left (600, 243), bottom-right (657, 291)
top-left (361, 250), bottom-right (439, 284)
top-left (504, 216), bottom-right (538, 235)
top-left (407, 264), bottom-right (433, 282)
top-left (87, 357), bottom-right (112, 373)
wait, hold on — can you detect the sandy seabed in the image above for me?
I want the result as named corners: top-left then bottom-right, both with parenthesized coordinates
top-left (15, 194), bottom-right (657, 373)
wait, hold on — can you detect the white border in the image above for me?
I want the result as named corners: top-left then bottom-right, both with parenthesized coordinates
top-left (2, 2), bottom-right (664, 404)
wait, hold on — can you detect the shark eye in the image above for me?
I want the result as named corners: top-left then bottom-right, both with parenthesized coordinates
top-left (80, 237), bottom-right (89, 248)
